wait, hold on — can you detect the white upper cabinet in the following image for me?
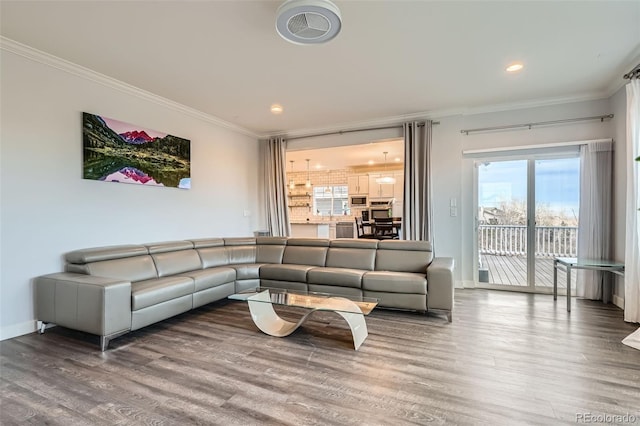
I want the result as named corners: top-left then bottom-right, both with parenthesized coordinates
top-left (393, 172), bottom-right (404, 200)
top-left (347, 175), bottom-right (369, 195)
top-left (368, 174), bottom-right (395, 198)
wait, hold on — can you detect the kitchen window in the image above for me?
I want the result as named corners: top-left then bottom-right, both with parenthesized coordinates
top-left (313, 185), bottom-right (349, 216)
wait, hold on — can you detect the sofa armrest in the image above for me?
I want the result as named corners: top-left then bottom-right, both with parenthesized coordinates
top-left (426, 257), bottom-right (455, 317)
top-left (35, 273), bottom-right (132, 337)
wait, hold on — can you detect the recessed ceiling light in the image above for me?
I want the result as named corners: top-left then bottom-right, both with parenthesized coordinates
top-left (394, 157), bottom-right (401, 162)
top-left (368, 160), bottom-right (374, 165)
top-left (315, 164), bottom-right (322, 169)
top-left (270, 104), bottom-right (284, 114)
top-left (506, 63), bottom-right (524, 73)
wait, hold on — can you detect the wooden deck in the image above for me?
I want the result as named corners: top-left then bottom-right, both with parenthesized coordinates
top-left (480, 254), bottom-right (577, 288)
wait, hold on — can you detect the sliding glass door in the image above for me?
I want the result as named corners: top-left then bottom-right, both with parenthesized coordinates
top-left (533, 157), bottom-right (580, 292)
top-left (477, 160), bottom-right (529, 287)
top-left (476, 155), bottom-right (579, 292)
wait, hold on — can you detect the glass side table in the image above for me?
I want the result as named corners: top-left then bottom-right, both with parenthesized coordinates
top-left (553, 257), bottom-right (625, 312)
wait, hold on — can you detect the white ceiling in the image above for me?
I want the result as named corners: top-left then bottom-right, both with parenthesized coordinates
top-left (286, 138), bottom-right (405, 171)
top-left (1, 1), bottom-right (639, 139)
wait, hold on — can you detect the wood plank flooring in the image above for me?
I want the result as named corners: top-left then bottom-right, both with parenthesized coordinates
top-left (481, 255), bottom-right (578, 288)
top-left (1, 290), bottom-right (639, 425)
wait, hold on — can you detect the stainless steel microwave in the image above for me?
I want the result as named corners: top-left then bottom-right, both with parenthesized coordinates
top-left (349, 195), bottom-right (368, 207)
top-left (370, 208), bottom-right (392, 219)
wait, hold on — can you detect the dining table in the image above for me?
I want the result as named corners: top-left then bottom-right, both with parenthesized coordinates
top-left (363, 218), bottom-right (402, 239)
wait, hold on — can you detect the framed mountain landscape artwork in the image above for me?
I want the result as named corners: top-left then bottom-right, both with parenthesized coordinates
top-left (82, 113), bottom-right (191, 189)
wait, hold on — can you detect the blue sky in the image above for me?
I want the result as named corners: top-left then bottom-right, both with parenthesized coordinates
top-left (479, 158), bottom-right (580, 217)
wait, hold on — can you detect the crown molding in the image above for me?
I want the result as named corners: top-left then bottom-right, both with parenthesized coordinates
top-left (264, 91), bottom-right (611, 140)
top-left (458, 91), bottom-right (611, 117)
top-left (605, 45), bottom-right (640, 97)
top-left (0, 37), bottom-right (260, 139)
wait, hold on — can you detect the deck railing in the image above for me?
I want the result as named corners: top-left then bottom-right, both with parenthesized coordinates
top-left (478, 225), bottom-right (578, 257)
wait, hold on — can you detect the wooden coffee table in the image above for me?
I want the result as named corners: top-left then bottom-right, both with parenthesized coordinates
top-left (229, 287), bottom-right (378, 350)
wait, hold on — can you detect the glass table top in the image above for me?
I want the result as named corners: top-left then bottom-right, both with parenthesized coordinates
top-left (555, 257), bottom-right (625, 269)
top-left (229, 287), bottom-right (379, 315)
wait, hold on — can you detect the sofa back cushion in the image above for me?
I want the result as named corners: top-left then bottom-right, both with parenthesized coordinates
top-left (326, 239), bottom-right (377, 270)
top-left (152, 249), bottom-right (202, 277)
top-left (65, 244), bottom-right (148, 264)
top-left (189, 238), bottom-right (224, 249)
top-left (145, 241), bottom-right (193, 254)
top-left (190, 238), bottom-right (229, 268)
top-left (224, 238), bottom-right (257, 264)
top-left (256, 237), bottom-right (287, 264)
top-left (197, 247), bottom-right (230, 268)
top-left (283, 238), bottom-right (329, 267)
top-left (375, 240), bottom-right (433, 273)
top-left (67, 255), bottom-right (158, 282)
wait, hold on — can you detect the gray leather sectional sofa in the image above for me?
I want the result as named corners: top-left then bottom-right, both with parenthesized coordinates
top-left (34, 237), bottom-right (455, 350)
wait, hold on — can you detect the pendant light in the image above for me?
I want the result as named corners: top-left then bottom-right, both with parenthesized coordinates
top-left (305, 159), bottom-right (312, 188)
top-left (324, 170), bottom-right (333, 193)
top-left (289, 160), bottom-right (295, 190)
top-left (375, 152), bottom-right (396, 184)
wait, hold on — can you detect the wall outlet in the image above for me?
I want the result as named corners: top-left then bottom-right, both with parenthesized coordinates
top-left (243, 210), bottom-right (251, 217)
top-left (450, 206), bottom-right (458, 217)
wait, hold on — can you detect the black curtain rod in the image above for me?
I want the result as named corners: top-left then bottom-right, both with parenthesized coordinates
top-left (283, 121), bottom-right (440, 142)
top-left (623, 63), bottom-right (640, 79)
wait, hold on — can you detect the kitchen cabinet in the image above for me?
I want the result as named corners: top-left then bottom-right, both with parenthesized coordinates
top-left (290, 223), bottom-right (330, 238)
top-left (368, 174), bottom-right (395, 198)
top-left (347, 175), bottom-right (369, 195)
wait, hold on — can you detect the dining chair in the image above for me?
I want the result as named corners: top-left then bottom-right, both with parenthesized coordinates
top-left (372, 217), bottom-right (398, 240)
top-left (355, 217), bottom-right (376, 239)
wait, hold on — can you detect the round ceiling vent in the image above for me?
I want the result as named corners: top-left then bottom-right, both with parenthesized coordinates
top-left (276, 0), bottom-right (342, 45)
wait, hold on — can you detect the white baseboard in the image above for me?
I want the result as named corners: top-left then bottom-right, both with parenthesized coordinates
top-left (455, 280), bottom-right (465, 289)
top-left (461, 280), bottom-right (476, 289)
top-left (0, 320), bottom-right (37, 341)
top-left (613, 294), bottom-right (625, 310)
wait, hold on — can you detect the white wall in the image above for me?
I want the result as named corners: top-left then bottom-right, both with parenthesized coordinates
top-left (0, 50), bottom-right (262, 339)
top-left (455, 99), bottom-right (616, 287)
top-left (285, 98), bottom-right (625, 296)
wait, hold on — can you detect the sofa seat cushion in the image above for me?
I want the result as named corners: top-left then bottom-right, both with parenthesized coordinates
top-left (362, 271), bottom-right (427, 294)
top-left (182, 267), bottom-right (236, 292)
top-left (260, 264), bottom-right (314, 282)
top-left (229, 264), bottom-right (263, 280)
top-left (132, 276), bottom-right (194, 311)
top-left (307, 267), bottom-right (365, 289)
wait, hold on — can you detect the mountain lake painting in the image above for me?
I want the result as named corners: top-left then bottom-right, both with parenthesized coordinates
top-left (82, 113), bottom-right (191, 189)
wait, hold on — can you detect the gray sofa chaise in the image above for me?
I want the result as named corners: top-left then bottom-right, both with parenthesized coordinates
top-left (34, 237), bottom-right (455, 350)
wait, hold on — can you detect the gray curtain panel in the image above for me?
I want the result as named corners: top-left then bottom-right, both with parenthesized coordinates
top-left (577, 140), bottom-right (613, 300)
top-left (264, 137), bottom-right (291, 237)
top-left (402, 121), bottom-right (433, 241)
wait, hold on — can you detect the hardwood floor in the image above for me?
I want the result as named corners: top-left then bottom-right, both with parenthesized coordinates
top-left (481, 255), bottom-right (578, 288)
top-left (1, 290), bottom-right (639, 425)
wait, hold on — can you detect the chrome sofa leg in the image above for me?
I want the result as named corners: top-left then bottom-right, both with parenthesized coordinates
top-left (38, 321), bottom-right (53, 334)
top-left (100, 330), bottom-right (129, 351)
top-left (426, 309), bottom-right (453, 322)
top-left (101, 336), bottom-right (110, 352)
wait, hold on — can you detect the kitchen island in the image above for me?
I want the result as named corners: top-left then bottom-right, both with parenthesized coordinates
top-left (290, 219), bottom-right (356, 239)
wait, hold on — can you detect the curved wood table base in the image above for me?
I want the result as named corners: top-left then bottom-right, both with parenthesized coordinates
top-left (247, 290), bottom-right (368, 350)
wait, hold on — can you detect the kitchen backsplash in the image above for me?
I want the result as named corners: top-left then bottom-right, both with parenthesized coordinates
top-left (287, 168), bottom-right (368, 222)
